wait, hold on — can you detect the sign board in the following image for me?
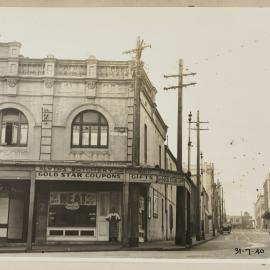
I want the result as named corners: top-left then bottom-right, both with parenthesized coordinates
top-left (35, 166), bottom-right (189, 187)
top-left (36, 166), bottom-right (124, 182)
top-left (129, 173), bottom-right (156, 183)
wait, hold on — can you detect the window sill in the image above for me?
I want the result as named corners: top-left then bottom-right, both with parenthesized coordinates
top-left (0, 145), bottom-right (28, 151)
top-left (70, 148), bottom-right (110, 153)
top-left (0, 144), bottom-right (28, 147)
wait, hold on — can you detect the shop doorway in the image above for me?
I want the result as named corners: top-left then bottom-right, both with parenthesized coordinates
top-left (138, 195), bottom-right (146, 242)
top-left (0, 189), bottom-right (9, 240)
top-left (97, 192), bottom-right (110, 241)
top-left (0, 182), bottom-right (28, 242)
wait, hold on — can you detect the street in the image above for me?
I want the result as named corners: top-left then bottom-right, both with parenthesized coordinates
top-left (0, 229), bottom-right (269, 259)
top-left (0, 230), bottom-right (269, 270)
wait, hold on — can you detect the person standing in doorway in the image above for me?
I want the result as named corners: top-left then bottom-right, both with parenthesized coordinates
top-left (106, 208), bottom-right (121, 242)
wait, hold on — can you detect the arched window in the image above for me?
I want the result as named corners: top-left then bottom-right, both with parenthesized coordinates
top-left (71, 110), bottom-right (108, 148)
top-left (0, 108), bottom-right (28, 146)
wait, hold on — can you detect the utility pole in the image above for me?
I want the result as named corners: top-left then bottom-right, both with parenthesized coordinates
top-left (200, 152), bottom-right (205, 240)
top-left (218, 182), bottom-right (222, 232)
top-left (212, 181), bottom-right (216, 237)
top-left (187, 112), bottom-right (192, 175)
top-left (123, 36), bottom-right (151, 166)
top-left (164, 59), bottom-right (196, 246)
top-left (221, 187), bottom-right (224, 225)
top-left (123, 37), bottom-right (151, 247)
top-left (223, 199), bottom-right (226, 223)
top-left (191, 111), bottom-right (208, 241)
top-left (164, 60), bottom-right (196, 171)
top-left (241, 210), bottom-right (243, 229)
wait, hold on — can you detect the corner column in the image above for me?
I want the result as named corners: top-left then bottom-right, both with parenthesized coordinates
top-left (26, 170), bottom-right (36, 251)
top-left (122, 169), bottom-right (129, 247)
top-left (128, 183), bottom-right (139, 247)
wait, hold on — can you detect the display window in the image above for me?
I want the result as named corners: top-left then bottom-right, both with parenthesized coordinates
top-left (48, 192), bottom-right (97, 228)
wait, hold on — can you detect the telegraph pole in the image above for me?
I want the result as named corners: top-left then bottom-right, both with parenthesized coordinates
top-left (164, 60), bottom-right (196, 172)
top-left (123, 37), bottom-right (151, 247)
top-left (188, 112), bottom-right (192, 175)
top-left (123, 36), bottom-right (151, 166)
top-left (212, 181), bottom-right (216, 237)
top-left (200, 151), bottom-right (205, 240)
top-left (164, 59), bottom-right (196, 246)
top-left (221, 187), bottom-right (224, 225)
top-left (191, 110), bottom-right (208, 241)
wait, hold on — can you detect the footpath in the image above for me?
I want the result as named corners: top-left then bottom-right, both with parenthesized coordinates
top-left (0, 233), bottom-right (218, 253)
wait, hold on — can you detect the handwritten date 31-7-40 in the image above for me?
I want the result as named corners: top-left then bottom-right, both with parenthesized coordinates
top-left (235, 248), bottom-right (264, 255)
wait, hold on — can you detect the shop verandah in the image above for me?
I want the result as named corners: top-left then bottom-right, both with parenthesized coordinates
top-left (0, 161), bottom-right (191, 251)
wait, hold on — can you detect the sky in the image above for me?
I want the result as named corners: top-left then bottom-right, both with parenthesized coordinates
top-left (0, 7), bottom-right (270, 216)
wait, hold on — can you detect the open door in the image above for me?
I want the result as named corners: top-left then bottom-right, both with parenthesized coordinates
top-left (8, 198), bottom-right (24, 239)
top-left (0, 190), bottom-right (9, 239)
top-left (97, 192), bottom-right (110, 241)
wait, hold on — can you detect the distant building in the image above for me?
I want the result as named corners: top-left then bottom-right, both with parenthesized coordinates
top-left (254, 193), bottom-right (265, 230)
top-left (201, 163), bottom-right (215, 234)
top-left (227, 212), bottom-right (253, 229)
top-left (262, 175), bottom-right (270, 229)
top-left (227, 215), bottom-right (242, 229)
top-left (184, 162), bottom-right (219, 236)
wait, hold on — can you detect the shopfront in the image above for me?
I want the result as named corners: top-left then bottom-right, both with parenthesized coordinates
top-left (0, 181), bottom-right (29, 242)
top-left (35, 180), bottom-right (122, 243)
top-left (0, 163), bottom-right (189, 247)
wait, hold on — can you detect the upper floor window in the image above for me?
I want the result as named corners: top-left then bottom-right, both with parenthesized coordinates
top-left (159, 145), bottom-right (162, 168)
top-left (0, 109), bottom-right (28, 146)
top-left (71, 110), bottom-right (108, 148)
top-left (144, 124), bottom-right (147, 163)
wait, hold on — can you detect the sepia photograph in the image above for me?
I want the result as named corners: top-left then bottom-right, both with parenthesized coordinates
top-left (0, 2), bottom-right (269, 269)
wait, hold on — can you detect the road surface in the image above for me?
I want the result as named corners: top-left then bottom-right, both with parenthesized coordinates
top-left (0, 229), bottom-right (269, 270)
top-left (0, 229), bottom-right (269, 259)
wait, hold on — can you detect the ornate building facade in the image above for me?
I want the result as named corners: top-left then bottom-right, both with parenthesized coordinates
top-left (0, 41), bottom-right (190, 249)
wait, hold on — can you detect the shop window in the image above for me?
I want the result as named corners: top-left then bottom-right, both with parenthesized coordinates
top-left (0, 108), bottom-right (28, 146)
top-left (71, 110), bottom-right (108, 148)
top-left (153, 189), bottom-right (158, 218)
top-left (48, 192), bottom-right (97, 228)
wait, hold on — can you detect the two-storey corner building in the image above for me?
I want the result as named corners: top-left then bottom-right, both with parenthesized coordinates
top-left (0, 41), bottom-right (190, 248)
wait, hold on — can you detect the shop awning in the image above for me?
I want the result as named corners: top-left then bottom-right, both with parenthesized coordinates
top-left (262, 211), bottom-right (270, 220)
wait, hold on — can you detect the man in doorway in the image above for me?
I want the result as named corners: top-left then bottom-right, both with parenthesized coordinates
top-left (106, 208), bottom-right (121, 242)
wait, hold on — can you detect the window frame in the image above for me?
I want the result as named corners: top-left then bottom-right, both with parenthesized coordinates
top-left (159, 145), bottom-right (162, 168)
top-left (169, 204), bottom-right (173, 231)
top-left (144, 124), bottom-right (147, 163)
top-left (153, 189), bottom-right (158, 219)
top-left (71, 110), bottom-right (109, 149)
top-left (0, 109), bottom-right (28, 147)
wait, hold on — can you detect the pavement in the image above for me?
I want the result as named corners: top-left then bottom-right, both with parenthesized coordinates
top-left (1, 229), bottom-right (269, 259)
top-left (0, 229), bottom-right (269, 270)
top-left (0, 232), bottom-right (216, 253)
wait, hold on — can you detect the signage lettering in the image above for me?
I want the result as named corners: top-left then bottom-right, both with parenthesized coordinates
top-left (35, 166), bottom-right (188, 186)
top-left (129, 174), bottom-right (156, 182)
